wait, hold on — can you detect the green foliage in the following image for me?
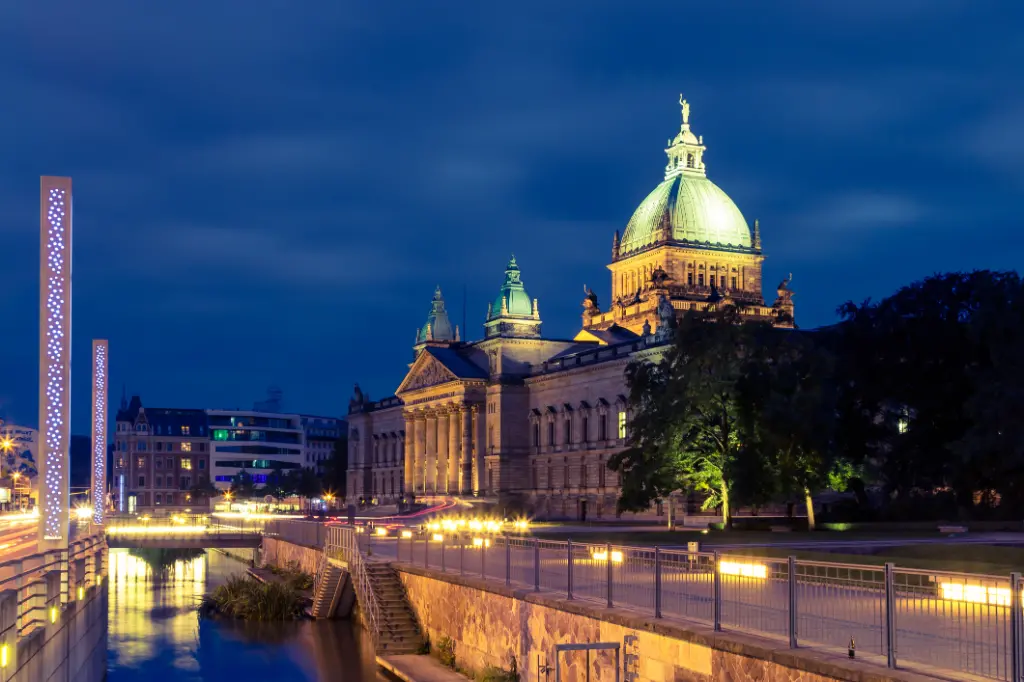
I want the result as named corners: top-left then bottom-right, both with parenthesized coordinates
top-left (229, 469), bottom-right (257, 499)
top-left (201, 574), bottom-right (305, 621)
top-left (267, 561), bottom-right (313, 591)
top-left (436, 635), bottom-right (456, 669)
top-left (478, 665), bottom-right (519, 682)
top-left (416, 636), bottom-right (431, 655)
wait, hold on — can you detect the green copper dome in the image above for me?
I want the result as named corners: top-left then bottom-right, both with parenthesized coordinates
top-left (618, 96), bottom-right (754, 256)
top-left (488, 255), bottom-right (534, 319)
top-left (619, 174), bottom-right (752, 255)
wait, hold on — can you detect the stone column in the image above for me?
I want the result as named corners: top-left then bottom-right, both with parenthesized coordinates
top-left (403, 413), bottom-right (414, 494)
top-left (473, 404), bottom-right (486, 494)
top-left (436, 410), bottom-right (449, 494)
top-left (424, 410), bottom-right (437, 493)
top-left (448, 407), bottom-right (460, 493)
top-left (414, 413), bottom-right (426, 493)
top-left (460, 406), bottom-right (472, 494)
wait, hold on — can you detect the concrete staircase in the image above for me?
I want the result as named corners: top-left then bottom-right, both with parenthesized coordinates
top-left (311, 564), bottom-right (347, 619)
top-left (364, 562), bottom-right (424, 655)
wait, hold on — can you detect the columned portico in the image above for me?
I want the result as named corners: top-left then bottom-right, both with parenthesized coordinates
top-left (447, 407), bottom-right (460, 493)
top-left (414, 412), bottom-right (426, 493)
top-left (424, 411), bottom-right (437, 492)
top-left (403, 413), bottom-right (415, 492)
top-left (473, 405), bottom-right (486, 494)
top-left (436, 410), bottom-right (449, 493)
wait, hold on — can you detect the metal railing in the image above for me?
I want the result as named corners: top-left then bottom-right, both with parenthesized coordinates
top-left (263, 519), bottom-right (326, 547)
top-left (324, 526), bottom-right (380, 645)
top-left (379, 531), bottom-right (1023, 682)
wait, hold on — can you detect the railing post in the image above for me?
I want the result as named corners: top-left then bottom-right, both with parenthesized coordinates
top-left (424, 533), bottom-right (429, 569)
top-left (885, 562), bottom-right (897, 669)
top-left (713, 550), bottom-right (722, 631)
top-left (788, 556), bottom-right (798, 648)
top-left (1012, 572), bottom-right (1022, 682)
top-left (460, 532), bottom-right (465, 576)
top-left (606, 543), bottom-right (613, 608)
top-left (534, 538), bottom-right (541, 591)
top-left (567, 540), bottom-right (574, 600)
top-left (441, 533), bottom-right (446, 573)
top-left (481, 537), bottom-right (486, 578)
top-left (654, 547), bottom-right (662, 618)
top-left (505, 535), bottom-right (511, 587)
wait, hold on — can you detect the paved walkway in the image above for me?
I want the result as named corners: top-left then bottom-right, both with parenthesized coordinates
top-left (377, 655), bottom-right (471, 682)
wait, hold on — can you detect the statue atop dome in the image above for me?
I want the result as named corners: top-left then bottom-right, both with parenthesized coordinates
top-left (679, 94), bottom-right (690, 126)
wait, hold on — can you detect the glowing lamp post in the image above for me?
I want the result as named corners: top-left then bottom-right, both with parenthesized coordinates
top-left (39, 176), bottom-right (72, 548)
top-left (91, 340), bottom-right (108, 524)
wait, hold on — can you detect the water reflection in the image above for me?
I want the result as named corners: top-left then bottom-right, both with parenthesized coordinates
top-left (107, 548), bottom-right (379, 681)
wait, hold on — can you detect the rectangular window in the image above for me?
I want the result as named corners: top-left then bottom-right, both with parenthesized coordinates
top-left (582, 417), bottom-right (589, 443)
top-left (698, 273), bottom-right (704, 286)
top-left (199, 459), bottom-right (206, 470)
top-left (156, 475), bottom-right (163, 488)
top-left (563, 419), bottom-right (572, 445)
top-left (599, 415), bottom-right (607, 441)
top-left (618, 411), bottom-right (627, 439)
top-left (181, 476), bottom-right (191, 489)
top-left (167, 457), bottom-right (174, 469)
top-left (181, 458), bottom-right (192, 471)
top-left (156, 458), bottom-right (163, 469)
top-left (531, 466), bottom-right (539, 490)
top-left (155, 493), bottom-right (162, 505)
top-left (137, 441), bottom-right (147, 452)
top-left (116, 457), bottom-right (125, 468)
top-left (533, 424), bottom-right (540, 448)
top-left (136, 456), bottom-right (145, 468)
top-left (138, 475), bottom-right (145, 487)
top-left (181, 442), bottom-right (192, 452)
top-left (547, 422), bottom-right (554, 446)
top-left (731, 276), bottom-right (737, 289)
top-left (181, 426), bottom-right (190, 436)
top-left (155, 441), bottom-right (163, 452)
top-left (687, 272), bottom-right (693, 286)
top-left (721, 275), bottom-right (726, 288)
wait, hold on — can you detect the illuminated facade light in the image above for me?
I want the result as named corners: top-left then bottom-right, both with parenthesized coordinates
top-left (719, 560), bottom-right (768, 579)
top-left (39, 176), bottom-right (72, 547)
top-left (91, 339), bottom-right (109, 524)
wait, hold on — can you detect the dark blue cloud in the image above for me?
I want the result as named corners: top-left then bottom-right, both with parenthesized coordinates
top-left (0, 0), bottom-right (1020, 430)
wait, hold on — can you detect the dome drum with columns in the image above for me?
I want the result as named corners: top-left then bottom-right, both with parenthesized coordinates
top-left (344, 97), bottom-right (794, 518)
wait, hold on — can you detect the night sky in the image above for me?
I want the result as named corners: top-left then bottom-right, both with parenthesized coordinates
top-left (1, 1), bottom-right (1021, 433)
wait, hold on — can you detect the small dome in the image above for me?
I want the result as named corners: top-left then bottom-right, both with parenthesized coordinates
top-left (619, 173), bottom-right (752, 255)
top-left (416, 286), bottom-right (454, 344)
top-left (488, 255), bottom-right (534, 319)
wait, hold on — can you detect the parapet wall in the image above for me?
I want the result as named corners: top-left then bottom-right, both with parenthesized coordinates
top-left (261, 537), bottom-right (322, 575)
top-left (394, 564), bottom-right (928, 682)
top-left (3, 578), bottom-right (107, 682)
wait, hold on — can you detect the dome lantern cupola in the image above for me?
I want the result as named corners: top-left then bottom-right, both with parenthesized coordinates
top-left (664, 95), bottom-right (707, 179)
top-left (414, 286), bottom-right (456, 356)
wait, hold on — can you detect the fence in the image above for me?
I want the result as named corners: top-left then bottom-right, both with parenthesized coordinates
top-left (375, 531), bottom-right (1023, 682)
top-left (263, 519), bottom-right (327, 547)
top-left (324, 526), bottom-right (381, 646)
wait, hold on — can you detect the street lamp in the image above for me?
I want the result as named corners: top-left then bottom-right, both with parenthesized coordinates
top-left (0, 438), bottom-right (13, 512)
top-left (323, 492), bottom-right (335, 512)
top-left (11, 473), bottom-right (20, 510)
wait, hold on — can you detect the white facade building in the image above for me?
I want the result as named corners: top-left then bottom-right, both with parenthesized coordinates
top-left (207, 410), bottom-right (305, 490)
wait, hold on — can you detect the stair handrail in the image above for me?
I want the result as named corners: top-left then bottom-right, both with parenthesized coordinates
top-left (325, 525), bottom-right (380, 645)
top-left (312, 550), bottom-right (327, 600)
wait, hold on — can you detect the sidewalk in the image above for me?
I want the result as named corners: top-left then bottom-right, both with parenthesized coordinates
top-left (377, 655), bottom-right (471, 682)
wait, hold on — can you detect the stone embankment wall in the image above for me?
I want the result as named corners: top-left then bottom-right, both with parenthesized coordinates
top-left (261, 537), bottom-right (321, 575)
top-left (395, 565), bottom-right (925, 682)
top-left (2, 578), bottom-right (107, 682)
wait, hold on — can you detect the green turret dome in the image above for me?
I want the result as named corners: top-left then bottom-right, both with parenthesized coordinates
top-left (618, 96), bottom-right (754, 257)
top-left (488, 255), bottom-right (534, 319)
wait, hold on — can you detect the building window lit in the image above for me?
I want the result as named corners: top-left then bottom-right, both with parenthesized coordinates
top-left (116, 457), bottom-right (125, 468)
top-left (618, 411), bottom-right (627, 439)
top-left (181, 442), bottom-right (192, 452)
top-left (181, 426), bottom-right (190, 435)
top-left (136, 456), bottom-right (145, 468)
top-left (181, 458), bottom-right (192, 471)
top-left (731, 276), bottom-right (737, 289)
top-left (698, 273), bottom-right (704, 287)
top-left (155, 493), bottom-right (162, 505)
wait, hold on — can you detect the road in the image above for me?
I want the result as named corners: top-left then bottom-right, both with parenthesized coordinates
top-left (0, 516), bottom-right (39, 560)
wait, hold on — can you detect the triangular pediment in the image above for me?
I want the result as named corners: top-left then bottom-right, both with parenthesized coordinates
top-left (396, 351), bottom-right (460, 395)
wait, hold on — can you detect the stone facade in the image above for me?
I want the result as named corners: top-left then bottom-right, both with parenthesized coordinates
top-left (346, 98), bottom-right (796, 519)
top-left (396, 565), bottom-right (930, 682)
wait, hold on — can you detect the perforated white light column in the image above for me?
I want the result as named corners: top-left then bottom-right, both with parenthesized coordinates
top-left (39, 176), bottom-right (72, 547)
top-left (91, 340), bottom-right (108, 524)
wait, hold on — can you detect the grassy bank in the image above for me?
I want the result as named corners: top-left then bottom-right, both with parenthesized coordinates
top-left (200, 574), bottom-right (306, 621)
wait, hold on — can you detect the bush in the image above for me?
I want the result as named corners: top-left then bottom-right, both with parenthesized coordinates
top-left (201, 574), bottom-right (305, 621)
top-left (478, 666), bottom-right (518, 682)
top-left (437, 636), bottom-right (456, 669)
top-left (267, 562), bottom-right (314, 591)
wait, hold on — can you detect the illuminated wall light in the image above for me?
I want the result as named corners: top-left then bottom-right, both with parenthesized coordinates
top-left (49, 606), bottom-right (57, 624)
top-left (940, 582), bottom-right (1011, 606)
top-left (591, 550), bottom-right (624, 564)
top-left (432, 534), bottom-right (444, 542)
top-left (1, 643), bottom-right (8, 668)
top-left (77, 586), bottom-right (84, 601)
top-left (400, 530), bottom-right (413, 539)
top-left (719, 560), bottom-right (768, 580)
top-left (39, 177), bottom-right (72, 546)
top-left (91, 340), bottom-right (108, 524)
top-left (375, 527), bottom-right (387, 537)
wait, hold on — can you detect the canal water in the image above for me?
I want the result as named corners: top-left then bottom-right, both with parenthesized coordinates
top-left (106, 548), bottom-right (380, 681)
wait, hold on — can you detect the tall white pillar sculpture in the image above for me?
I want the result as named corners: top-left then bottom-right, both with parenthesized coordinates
top-left (91, 340), bottom-right (108, 524)
top-left (39, 176), bottom-right (72, 548)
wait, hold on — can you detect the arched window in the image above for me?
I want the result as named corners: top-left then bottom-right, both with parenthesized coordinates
top-left (687, 153), bottom-right (695, 168)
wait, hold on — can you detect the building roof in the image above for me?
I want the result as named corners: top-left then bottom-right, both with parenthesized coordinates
top-left (115, 395), bottom-right (208, 434)
top-left (423, 346), bottom-right (489, 380)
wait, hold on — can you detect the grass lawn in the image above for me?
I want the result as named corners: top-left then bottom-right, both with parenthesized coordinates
top-left (530, 527), bottom-right (1024, 575)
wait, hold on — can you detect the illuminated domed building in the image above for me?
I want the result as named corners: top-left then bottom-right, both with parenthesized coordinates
top-left (346, 98), bottom-right (794, 519)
